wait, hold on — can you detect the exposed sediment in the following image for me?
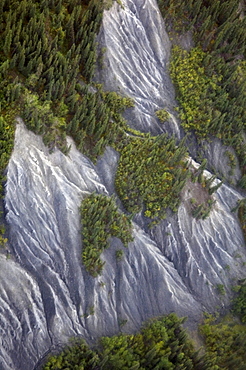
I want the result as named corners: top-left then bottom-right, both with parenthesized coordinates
top-left (1, 1), bottom-right (246, 369)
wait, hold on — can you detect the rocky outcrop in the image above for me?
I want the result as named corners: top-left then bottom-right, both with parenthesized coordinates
top-left (1, 0), bottom-right (246, 369)
top-left (4, 122), bottom-right (201, 369)
top-left (97, 0), bottom-right (181, 137)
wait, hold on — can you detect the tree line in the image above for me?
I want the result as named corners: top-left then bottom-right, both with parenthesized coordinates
top-left (0, 0), bottom-right (131, 163)
top-left (158, 0), bottom-right (246, 185)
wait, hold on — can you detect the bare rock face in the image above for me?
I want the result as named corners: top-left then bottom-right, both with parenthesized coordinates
top-left (0, 256), bottom-right (50, 370)
top-left (151, 180), bottom-right (246, 308)
top-left (1, 1), bottom-right (246, 369)
top-left (4, 121), bottom-right (201, 370)
top-left (97, 0), bottom-right (181, 137)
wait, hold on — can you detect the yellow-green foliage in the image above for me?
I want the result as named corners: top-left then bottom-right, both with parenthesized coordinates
top-left (115, 134), bottom-right (188, 224)
top-left (200, 315), bottom-right (246, 368)
top-left (170, 46), bottom-right (222, 137)
top-left (160, 0), bottom-right (246, 181)
top-left (232, 282), bottom-right (246, 324)
top-left (169, 45), bottom-right (246, 179)
top-left (22, 90), bottom-right (68, 152)
top-left (158, 0), bottom-right (245, 57)
top-left (80, 193), bottom-right (133, 277)
top-left (0, 223), bottom-right (8, 248)
top-left (43, 338), bottom-right (100, 370)
top-left (0, 116), bottom-right (15, 195)
top-left (155, 109), bottom-right (170, 123)
top-left (43, 314), bottom-right (200, 369)
top-left (99, 314), bottom-right (196, 369)
top-left (0, 0), bottom-right (133, 162)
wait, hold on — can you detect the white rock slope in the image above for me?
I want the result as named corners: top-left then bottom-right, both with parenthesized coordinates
top-left (97, 0), bottom-right (181, 136)
top-left (1, 0), bottom-right (246, 369)
top-left (4, 121), bottom-right (201, 369)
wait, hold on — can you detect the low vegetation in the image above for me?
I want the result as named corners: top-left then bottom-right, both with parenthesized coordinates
top-left (0, 115), bottom-right (14, 196)
top-left (155, 108), bottom-right (170, 123)
top-left (170, 46), bottom-right (223, 138)
top-left (232, 199), bottom-right (246, 242)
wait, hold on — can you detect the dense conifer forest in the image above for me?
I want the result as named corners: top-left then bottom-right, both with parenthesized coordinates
top-left (43, 307), bottom-right (246, 369)
top-left (0, 0), bottom-right (246, 368)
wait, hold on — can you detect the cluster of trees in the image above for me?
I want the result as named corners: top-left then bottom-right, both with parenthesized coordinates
top-left (43, 313), bottom-right (203, 369)
top-left (42, 310), bottom-right (246, 370)
top-left (232, 281), bottom-right (246, 324)
top-left (238, 200), bottom-right (246, 241)
top-left (66, 87), bottom-right (134, 161)
top-left (0, 116), bottom-right (14, 196)
top-left (200, 314), bottom-right (246, 369)
top-left (158, 0), bottom-right (246, 57)
top-left (43, 338), bottom-right (99, 370)
top-left (169, 46), bottom-right (223, 138)
top-left (43, 314), bottom-right (246, 370)
top-left (80, 193), bottom-right (133, 277)
top-left (115, 134), bottom-right (189, 226)
top-left (155, 109), bottom-right (171, 123)
top-left (158, 0), bottom-right (246, 182)
top-left (232, 198), bottom-right (246, 242)
top-left (170, 46), bottom-right (246, 171)
top-left (0, 0), bottom-right (133, 164)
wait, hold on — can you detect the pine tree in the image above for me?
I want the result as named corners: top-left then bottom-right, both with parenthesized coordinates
top-left (4, 28), bottom-right (12, 56)
top-left (209, 181), bottom-right (223, 195)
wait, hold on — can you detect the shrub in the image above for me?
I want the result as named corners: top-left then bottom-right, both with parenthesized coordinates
top-left (155, 109), bottom-right (170, 122)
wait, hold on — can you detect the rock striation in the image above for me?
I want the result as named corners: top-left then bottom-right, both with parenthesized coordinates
top-left (97, 0), bottom-right (181, 137)
top-left (1, 0), bottom-right (246, 369)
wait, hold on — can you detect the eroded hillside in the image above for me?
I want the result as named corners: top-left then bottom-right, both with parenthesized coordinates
top-left (0, 0), bottom-right (245, 369)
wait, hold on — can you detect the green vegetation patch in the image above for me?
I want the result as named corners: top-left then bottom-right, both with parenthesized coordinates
top-left (170, 46), bottom-right (246, 153)
top-left (238, 201), bottom-right (246, 242)
top-left (115, 134), bottom-right (189, 225)
top-left (43, 313), bottom-right (200, 369)
top-left (232, 199), bottom-right (246, 242)
top-left (43, 338), bottom-right (99, 370)
top-left (99, 314), bottom-right (197, 369)
top-left (200, 314), bottom-right (246, 369)
top-left (80, 193), bottom-right (133, 277)
top-left (0, 0), bottom-right (134, 164)
top-left (170, 46), bottom-right (223, 137)
top-left (232, 281), bottom-right (246, 324)
top-left (158, 0), bottom-right (245, 59)
top-left (159, 0), bottom-right (246, 182)
top-left (0, 115), bottom-right (15, 195)
top-left (155, 108), bottom-right (170, 123)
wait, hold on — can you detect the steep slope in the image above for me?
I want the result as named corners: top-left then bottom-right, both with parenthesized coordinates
top-left (1, 0), bottom-right (246, 369)
top-left (4, 120), bottom-right (200, 370)
top-left (97, 0), bottom-right (181, 137)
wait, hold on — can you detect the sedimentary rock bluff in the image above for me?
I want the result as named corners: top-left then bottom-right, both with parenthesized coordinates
top-left (1, 1), bottom-right (246, 369)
